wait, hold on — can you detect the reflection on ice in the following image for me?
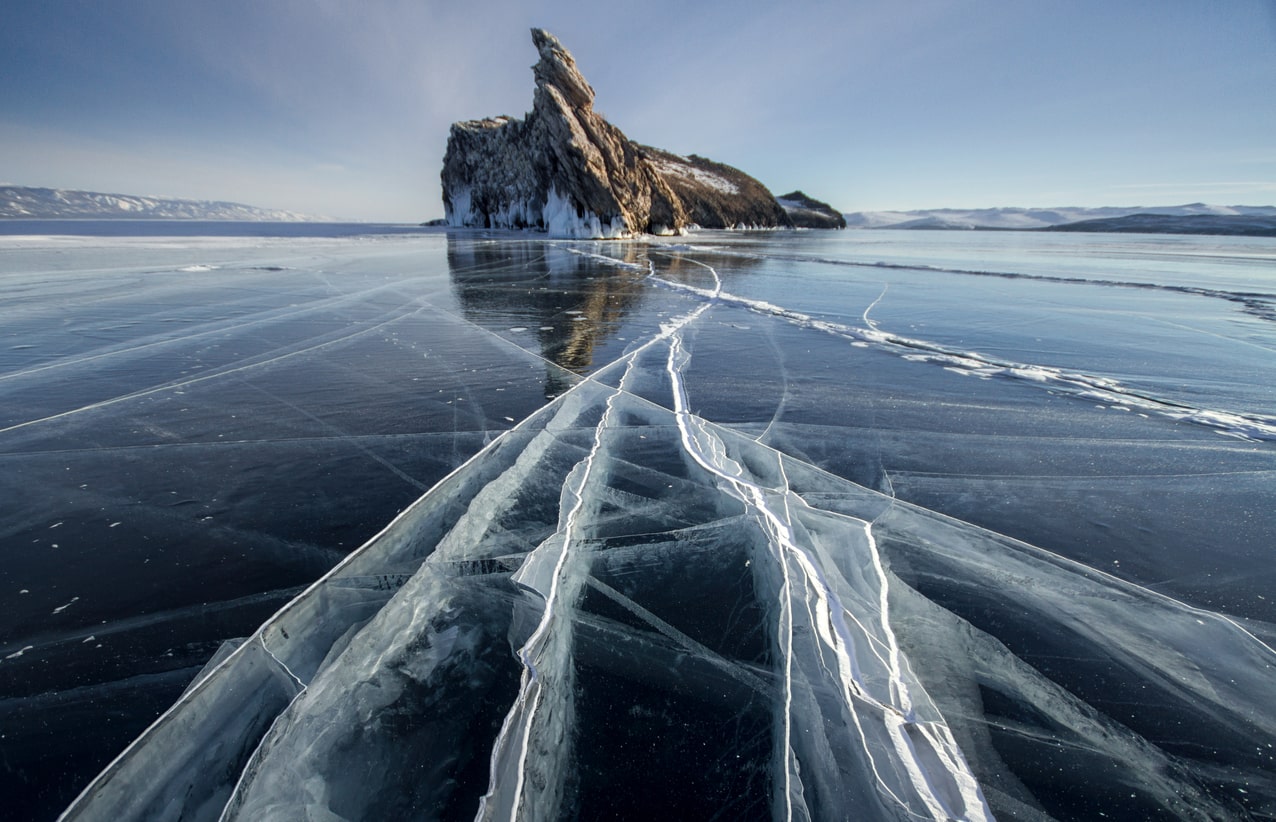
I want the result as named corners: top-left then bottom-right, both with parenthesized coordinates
top-left (449, 239), bottom-right (651, 397)
top-left (61, 252), bottom-right (1276, 818)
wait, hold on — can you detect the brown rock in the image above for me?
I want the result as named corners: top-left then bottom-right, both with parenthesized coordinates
top-left (441, 30), bottom-right (844, 238)
top-left (641, 147), bottom-right (792, 230)
top-left (442, 29), bottom-right (686, 237)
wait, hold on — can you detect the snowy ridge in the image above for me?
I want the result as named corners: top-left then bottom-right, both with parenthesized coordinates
top-left (775, 191), bottom-right (846, 229)
top-left (845, 203), bottom-right (1276, 230)
top-left (651, 156), bottom-right (741, 196)
top-left (775, 198), bottom-right (831, 222)
top-left (0, 186), bottom-right (318, 221)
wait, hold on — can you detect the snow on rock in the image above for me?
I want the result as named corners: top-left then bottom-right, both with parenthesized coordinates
top-left (776, 190), bottom-right (847, 229)
top-left (651, 157), bottom-right (739, 196)
top-left (642, 147), bottom-right (792, 231)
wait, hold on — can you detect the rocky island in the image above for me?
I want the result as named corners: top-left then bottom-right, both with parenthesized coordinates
top-left (776, 191), bottom-right (848, 229)
top-left (441, 29), bottom-right (841, 238)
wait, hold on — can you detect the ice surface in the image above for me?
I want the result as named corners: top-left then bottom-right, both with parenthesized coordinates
top-left (62, 373), bottom-right (1276, 818)
top-left (61, 353), bottom-right (1003, 820)
top-left (2, 226), bottom-right (1274, 820)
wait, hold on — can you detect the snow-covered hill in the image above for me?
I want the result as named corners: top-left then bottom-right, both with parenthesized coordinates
top-left (844, 203), bottom-right (1276, 230)
top-left (1046, 213), bottom-right (1276, 237)
top-left (0, 186), bottom-right (318, 221)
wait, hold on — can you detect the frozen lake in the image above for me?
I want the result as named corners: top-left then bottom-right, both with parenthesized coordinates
top-left (2, 224), bottom-right (1275, 820)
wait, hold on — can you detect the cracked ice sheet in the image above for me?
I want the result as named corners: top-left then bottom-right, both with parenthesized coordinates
top-left (60, 376), bottom-right (991, 820)
top-left (634, 310), bottom-right (1276, 625)
top-left (64, 237), bottom-right (1276, 821)
top-left (0, 230), bottom-right (700, 820)
top-left (62, 342), bottom-right (1276, 821)
top-left (641, 230), bottom-right (1276, 425)
top-left (19, 228), bottom-right (1276, 820)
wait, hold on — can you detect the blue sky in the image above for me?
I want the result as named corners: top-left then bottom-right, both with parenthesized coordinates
top-left (2, 0), bottom-right (1273, 221)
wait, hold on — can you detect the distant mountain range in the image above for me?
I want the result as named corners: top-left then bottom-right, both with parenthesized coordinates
top-left (0, 186), bottom-right (318, 221)
top-left (844, 203), bottom-right (1276, 236)
top-left (1042, 212), bottom-right (1276, 237)
top-left (7, 185), bottom-right (1273, 237)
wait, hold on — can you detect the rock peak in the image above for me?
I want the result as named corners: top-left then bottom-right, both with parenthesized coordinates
top-left (530, 28), bottom-right (594, 111)
top-left (441, 29), bottom-right (818, 238)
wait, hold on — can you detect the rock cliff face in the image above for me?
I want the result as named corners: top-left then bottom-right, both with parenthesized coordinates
top-left (442, 29), bottom-right (826, 238)
top-left (776, 191), bottom-right (847, 229)
top-left (442, 29), bottom-right (685, 238)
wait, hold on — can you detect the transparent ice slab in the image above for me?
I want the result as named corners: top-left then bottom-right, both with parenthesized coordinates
top-left (3, 228), bottom-right (1273, 820)
top-left (0, 231), bottom-right (697, 819)
top-left (61, 283), bottom-right (1276, 820)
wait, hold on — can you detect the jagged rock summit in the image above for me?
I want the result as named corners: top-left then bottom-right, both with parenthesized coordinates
top-left (441, 29), bottom-right (683, 238)
top-left (442, 29), bottom-right (833, 238)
